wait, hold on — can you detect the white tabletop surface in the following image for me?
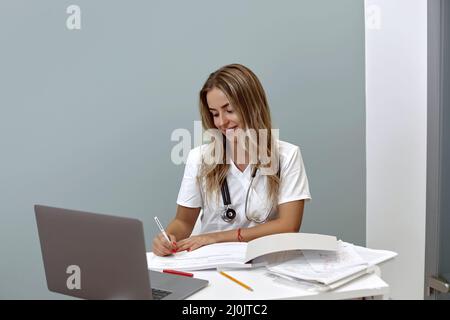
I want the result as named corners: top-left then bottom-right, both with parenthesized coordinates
top-left (186, 267), bottom-right (389, 300)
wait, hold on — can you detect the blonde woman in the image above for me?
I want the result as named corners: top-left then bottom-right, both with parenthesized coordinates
top-left (152, 64), bottom-right (311, 256)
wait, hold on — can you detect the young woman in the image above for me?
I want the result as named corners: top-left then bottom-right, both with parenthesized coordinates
top-left (152, 64), bottom-right (311, 256)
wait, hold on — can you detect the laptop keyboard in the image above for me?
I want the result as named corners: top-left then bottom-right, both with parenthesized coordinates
top-left (151, 288), bottom-right (171, 300)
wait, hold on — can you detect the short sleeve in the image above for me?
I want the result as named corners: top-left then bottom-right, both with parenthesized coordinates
top-left (278, 146), bottom-right (312, 205)
top-left (176, 148), bottom-right (203, 208)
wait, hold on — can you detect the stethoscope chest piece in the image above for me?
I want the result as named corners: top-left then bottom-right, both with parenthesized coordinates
top-left (221, 205), bottom-right (237, 222)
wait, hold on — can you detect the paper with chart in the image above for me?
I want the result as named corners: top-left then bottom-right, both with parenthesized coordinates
top-left (302, 241), bottom-right (368, 272)
top-left (147, 233), bottom-right (338, 271)
top-left (266, 241), bottom-right (397, 287)
top-left (353, 245), bottom-right (397, 266)
top-left (267, 252), bottom-right (368, 285)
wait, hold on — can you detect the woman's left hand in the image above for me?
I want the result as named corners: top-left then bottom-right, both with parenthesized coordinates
top-left (176, 234), bottom-right (216, 252)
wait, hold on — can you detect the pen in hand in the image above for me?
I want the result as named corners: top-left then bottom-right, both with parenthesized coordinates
top-left (154, 216), bottom-right (176, 252)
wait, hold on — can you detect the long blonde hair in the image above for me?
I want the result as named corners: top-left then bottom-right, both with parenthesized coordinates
top-left (198, 64), bottom-right (280, 206)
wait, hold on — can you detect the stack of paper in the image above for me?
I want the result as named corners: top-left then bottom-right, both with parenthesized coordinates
top-left (265, 241), bottom-right (397, 291)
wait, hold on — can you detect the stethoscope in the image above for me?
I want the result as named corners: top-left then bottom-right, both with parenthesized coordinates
top-left (220, 164), bottom-right (279, 224)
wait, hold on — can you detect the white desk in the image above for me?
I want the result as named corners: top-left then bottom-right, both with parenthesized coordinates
top-left (186, 267), bottom-right (389, 300)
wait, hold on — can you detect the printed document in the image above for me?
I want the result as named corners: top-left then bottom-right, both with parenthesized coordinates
top-left (266, 241), bottom-right (397, 290)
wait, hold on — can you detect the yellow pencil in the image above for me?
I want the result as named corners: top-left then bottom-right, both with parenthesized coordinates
top-left (219, 271), bottom-right (253, 292)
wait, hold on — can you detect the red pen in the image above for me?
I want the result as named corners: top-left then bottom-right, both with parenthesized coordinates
top-left (163, 269), bottom-right (194, 277)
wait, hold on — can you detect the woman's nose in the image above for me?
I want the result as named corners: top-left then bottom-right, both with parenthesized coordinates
top-left (217, 113), bottom-right (229, 127)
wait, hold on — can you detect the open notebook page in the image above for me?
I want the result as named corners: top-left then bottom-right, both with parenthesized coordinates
top-left (147, 242), bottom-right (249, 271)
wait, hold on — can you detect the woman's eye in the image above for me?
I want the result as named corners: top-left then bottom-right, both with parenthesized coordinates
top-left (211, 113), bottom-right (219, 117)
top-left (226, 109), bottom-right (234, 114)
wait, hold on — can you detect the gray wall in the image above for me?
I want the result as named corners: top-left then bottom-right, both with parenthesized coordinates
top-left (0, 0), bottom-right (365, 298)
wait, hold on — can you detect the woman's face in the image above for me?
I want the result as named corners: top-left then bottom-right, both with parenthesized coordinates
top-left (206, 88), bottom-right (243, 135)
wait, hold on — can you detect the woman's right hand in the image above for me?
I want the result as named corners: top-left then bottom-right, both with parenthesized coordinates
top-left (152, 233), bottom-right (177, 256)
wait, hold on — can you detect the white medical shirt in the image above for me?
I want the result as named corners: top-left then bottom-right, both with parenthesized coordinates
top-left (176, 140), bottom-right (311, 234)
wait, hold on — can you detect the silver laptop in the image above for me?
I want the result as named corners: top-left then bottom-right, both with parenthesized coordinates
top-left (34, 205), bottom-right (208, 300)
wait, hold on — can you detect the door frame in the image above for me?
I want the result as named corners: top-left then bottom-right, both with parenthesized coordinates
top-left (425, 0), bottom-right (445, 300)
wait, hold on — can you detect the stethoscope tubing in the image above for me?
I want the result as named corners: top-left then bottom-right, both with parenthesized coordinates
top-left (221, 166), bottom-right (272, 224)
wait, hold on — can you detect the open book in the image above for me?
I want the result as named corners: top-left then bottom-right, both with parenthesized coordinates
top-left (147, 233), bottom-right (338, 271)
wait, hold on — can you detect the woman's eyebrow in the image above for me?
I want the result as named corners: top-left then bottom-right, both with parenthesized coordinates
top-left (209, 103), bottom-right (229, 111)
